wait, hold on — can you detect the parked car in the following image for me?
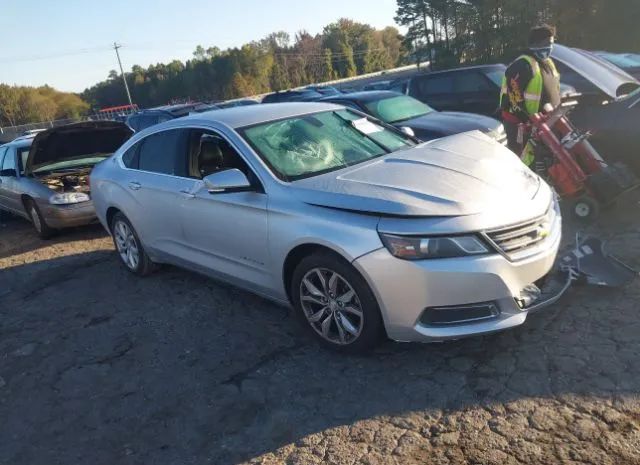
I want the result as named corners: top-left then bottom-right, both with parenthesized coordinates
top-left (592, 51), bottom-right (640, 81)
top-left (304, 85), bottom-right (341, 96)
top-left (91, 103), bottom-right (561, 353)
top-left (319, 90), bottom-right (506, 143)
top-left (261, 89), bottom-right (323, 103)
top-left (407, 64), bottom-right (506, 116)
top-left (551, 45), bottom-right (639, 106)
top-left (0, 121), bottom-right (132, 238)
top-left (547, 46), bottom-right (640, 173)
top-left (362, 80), bottom-right (393, 91)
top-left (215, 99), bottom-right (259, 109)
top-left (126, 102), bottom-right (217, 132)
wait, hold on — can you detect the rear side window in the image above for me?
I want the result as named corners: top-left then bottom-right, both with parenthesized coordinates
top-left (122, 142), bottom-right (140, 168)
top-left (455, 73), bottom-right (492, 92)
top-left (1, 148), bottom-right (15, 171)
top-left (419, 76), bottom-right (454, 95)
top-left (0, 147), bottom-right (7, 170)
top-left (136, 129), bottom-right (187, 176)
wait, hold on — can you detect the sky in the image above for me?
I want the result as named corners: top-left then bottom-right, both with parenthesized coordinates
top-left (0, 0), bottom-right (399, 93)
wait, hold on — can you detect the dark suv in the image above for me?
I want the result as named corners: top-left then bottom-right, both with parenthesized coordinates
top-left (407, 64), bottom-right (506, 117)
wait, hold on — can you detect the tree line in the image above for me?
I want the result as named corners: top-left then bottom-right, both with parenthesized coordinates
top-left (82, 19), bottom-right (405, 110)
top-left (396, 0), bottom-right (640, 69)
top-left (0, 85), bottom-right (89, 128)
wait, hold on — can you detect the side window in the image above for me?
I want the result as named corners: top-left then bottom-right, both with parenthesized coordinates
top-left (188, 129), bottom-right (260, 188)
top-left (419, 76), bottom-right (454, 95)
top-left (122, 142), bottom-right (141, 169)
top-left (0, 147), bottom-right (7, 170)
top-left (455, 73), bottom-right (492, 92)
top-left (137, 129), bottom-right (188, 176)
top-left (1, 148), bottom-right (15, 171)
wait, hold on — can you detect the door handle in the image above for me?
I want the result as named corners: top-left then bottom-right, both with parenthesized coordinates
top-left (179, 189), bottom-right (196, 199)
top-left (128, 181), bottom-right (142, 191)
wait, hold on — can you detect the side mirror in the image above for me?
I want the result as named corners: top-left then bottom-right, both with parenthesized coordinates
top-left (202, 168), bottom-right (252, 193)
top-left (0, 168), bottom-right (17, 177)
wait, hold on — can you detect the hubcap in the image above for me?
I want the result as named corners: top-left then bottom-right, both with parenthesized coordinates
top-left (30, 206), bottom-right (42, 233)
top-left (299, 268), bottom-right (363, 345)
top-left (114, 220), bottom-right (140, 270)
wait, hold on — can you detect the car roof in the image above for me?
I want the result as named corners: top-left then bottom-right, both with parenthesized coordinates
top-left (182, 102), bottom-right (341, 128)
top-left (414, 63), bottom-right (505, 78)
top-left (321, 90), bottom-right (402, 103)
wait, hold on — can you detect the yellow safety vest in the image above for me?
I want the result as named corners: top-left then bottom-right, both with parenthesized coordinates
top-left (500, 55), bottom-right (560, 116)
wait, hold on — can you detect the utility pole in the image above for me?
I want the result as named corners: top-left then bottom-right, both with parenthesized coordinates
top-left (113, 42), bottom-right (133, 106)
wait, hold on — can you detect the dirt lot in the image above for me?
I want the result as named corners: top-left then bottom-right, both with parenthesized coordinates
top-left (2, 199), bottom-right (640, 465)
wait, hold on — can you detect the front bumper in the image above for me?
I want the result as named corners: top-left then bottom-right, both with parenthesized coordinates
top-left (353, 227), bottom-right (562, 343)
top-left (38, 200), bottom-right (97, 229)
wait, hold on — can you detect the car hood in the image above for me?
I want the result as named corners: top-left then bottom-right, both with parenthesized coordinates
top-left (400, 111), bottom-right (500, 136)
top-left (290, 131), bottom-right (540, 217)
top-left (553, 44), bottom-right (640, 98)
top-left (26, 121), bottom-right (133, 174)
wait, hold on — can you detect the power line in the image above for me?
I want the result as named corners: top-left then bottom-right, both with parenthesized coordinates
top-left (0, 46), bottom-right (113, 64)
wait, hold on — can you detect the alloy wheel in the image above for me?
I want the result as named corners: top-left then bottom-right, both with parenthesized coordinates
top-left (299, 268), bottom-right (364, 345)
top-left (114, 220), bottom-right (140, 270)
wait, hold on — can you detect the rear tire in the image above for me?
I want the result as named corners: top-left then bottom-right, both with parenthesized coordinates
top-left (110, 212), bottom-right (156, 276)
top-left (26, 199), bottom-right (55, 239)
top-left (291, 252), bottom-right (385, 354)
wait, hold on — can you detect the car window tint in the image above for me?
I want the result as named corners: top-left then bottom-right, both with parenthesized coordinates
top-left (1, 148), bottom-right (15, 171)
top-left (420, 76), bottom-right (454, 95)
top-left (455, 73), bottom-right (492, 92)
top-left (122, 142), bottom-right (141, 169)
top-left (0, 147), bottom-right (7, 170)
top-left (138, 129), bottom-right (186, 176)
top-left (18, 147), bottom-right (29, 173)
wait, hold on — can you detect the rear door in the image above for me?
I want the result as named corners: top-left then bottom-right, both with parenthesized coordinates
top-left (409, 74), bottom-right (458, 111)
top-left (453, 71), bottom-right (499, 116)
top-left (118, 128), bottom-right (198, 257)
top-left (0, 146), bottom-right (9, 211)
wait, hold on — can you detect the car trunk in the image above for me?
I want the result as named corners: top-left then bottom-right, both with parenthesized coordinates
top-left (26, 121), bottom-right (133, 195)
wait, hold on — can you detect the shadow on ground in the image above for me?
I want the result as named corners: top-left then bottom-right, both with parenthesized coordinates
top-left (1, 233), bottom-right (639, 464)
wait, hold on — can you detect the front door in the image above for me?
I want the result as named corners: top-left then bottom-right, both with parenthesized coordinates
top-left (178, 130), bottom-right (271, 294)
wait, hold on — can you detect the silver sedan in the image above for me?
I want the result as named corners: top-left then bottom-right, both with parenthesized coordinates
top-left (0, 122), bottom-right (132, 238)
top-left (91, 103), bottom-right (562, 353)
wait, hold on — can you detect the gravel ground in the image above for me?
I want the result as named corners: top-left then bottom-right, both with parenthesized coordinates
top-left (1, 198), bottom-right (640, 465)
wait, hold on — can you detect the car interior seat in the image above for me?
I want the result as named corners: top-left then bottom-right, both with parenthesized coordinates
top-left (198, 136), bottom-right (224, 178)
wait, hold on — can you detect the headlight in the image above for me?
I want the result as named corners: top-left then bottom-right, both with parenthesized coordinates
top-left (49, 192), bottom-right (90, 205)
top-left (379, 233), bottom-right (490, 260)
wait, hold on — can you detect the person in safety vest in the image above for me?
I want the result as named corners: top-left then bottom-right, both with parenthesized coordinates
top-left (500, 24), bottom-right (561, 166)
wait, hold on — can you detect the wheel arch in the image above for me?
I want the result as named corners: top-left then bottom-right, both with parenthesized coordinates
top-left (282, 243), bottom-right (353, 303)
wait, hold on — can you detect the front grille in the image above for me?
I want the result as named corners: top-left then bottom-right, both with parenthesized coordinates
top-left (485, 207), bottom-right (558, 261)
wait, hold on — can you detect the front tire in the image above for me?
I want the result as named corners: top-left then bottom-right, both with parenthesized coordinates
top-left (26, 199), bottom-right (55, 239)
top-left (110, 212), bottom-right (156, 276)
top-left (291, 252), bottom-right (384, 354)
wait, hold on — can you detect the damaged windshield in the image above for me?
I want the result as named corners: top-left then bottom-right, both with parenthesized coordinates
top-left (240, 109), bottom-right (414, 181)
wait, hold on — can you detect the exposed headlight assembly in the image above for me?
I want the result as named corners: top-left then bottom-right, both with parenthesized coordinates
top-left (49, 192), bottom-right (90, 205)
top-left (379, 233), bottom-right (490, 260)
